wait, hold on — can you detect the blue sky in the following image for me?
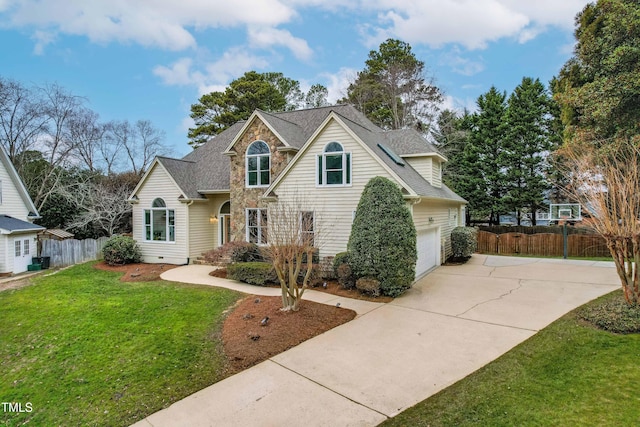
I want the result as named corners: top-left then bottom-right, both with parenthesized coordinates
top-left (0, 0), bottom-right (590, 158)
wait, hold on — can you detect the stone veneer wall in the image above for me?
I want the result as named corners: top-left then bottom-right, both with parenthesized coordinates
top-left (229, 118), bottom-right (289, 242)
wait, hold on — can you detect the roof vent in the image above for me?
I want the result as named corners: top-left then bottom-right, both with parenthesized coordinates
top-left (377, 143), bottom-right (405, 166)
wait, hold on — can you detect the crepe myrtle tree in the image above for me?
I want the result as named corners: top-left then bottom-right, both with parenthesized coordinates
top-left (262, 196), bottom-right (324, 311)
top-left (559, 141), bottom-right (640, 306)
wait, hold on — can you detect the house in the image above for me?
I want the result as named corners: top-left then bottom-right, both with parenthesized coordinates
top-left (129, 105), bottom-right (466, 279)
top-left (0, 146), bottom-right (45, 275)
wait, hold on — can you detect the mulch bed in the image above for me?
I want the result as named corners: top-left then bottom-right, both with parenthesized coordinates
top-left (221, 295), bottom-right (356, 372)
top-left (93, 262), bottom-right (179, 282)
top-left (210, 267), bottom-right (393, 303)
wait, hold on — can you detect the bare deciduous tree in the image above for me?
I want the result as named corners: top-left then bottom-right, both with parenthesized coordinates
top-left (559, 140), bottom-right (640, 306)
top-left (109, 119), bottom-right (169, 175)
top-left (60, 174), bottom-right (134, 236)
top-left (0, 77), bottom-right (48, 162)
top-left (262, 198), bottom-right (324, 311)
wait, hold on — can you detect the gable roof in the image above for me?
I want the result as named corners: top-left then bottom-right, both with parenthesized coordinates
top-left (335, 113), bottom-right (465, 202)
top-left (0, 215), bottom-right (45, 233)
top-left (138, 104), bottom-right (464, 203)
top-left (0, 146), bottom-right (40, 217)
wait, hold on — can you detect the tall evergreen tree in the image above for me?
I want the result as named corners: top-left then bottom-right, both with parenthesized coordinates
top-left (458, 87), bottom-right (508, 225)
top-left (502, 77), bottom-right (552, 225)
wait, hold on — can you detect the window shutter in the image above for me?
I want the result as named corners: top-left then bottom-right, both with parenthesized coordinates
top-left (317, 155), bottom-right (323, 185)
top-left (346, 153), bottom-right (351, 184)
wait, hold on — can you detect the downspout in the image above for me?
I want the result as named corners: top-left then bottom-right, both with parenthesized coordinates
top-left (185, 200), bottom-right (194, 265)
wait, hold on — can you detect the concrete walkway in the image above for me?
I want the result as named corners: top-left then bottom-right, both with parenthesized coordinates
top-left (132, 255), bottom-right (619, 427)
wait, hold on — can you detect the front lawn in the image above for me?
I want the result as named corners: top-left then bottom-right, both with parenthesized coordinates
top-left (0, 263), bottom-right (242, 427)
top-left (382, 290), bottom-right (640, 426)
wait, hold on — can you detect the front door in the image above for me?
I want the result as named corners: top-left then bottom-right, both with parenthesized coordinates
top-left (220, 214), bottom-right (231, 245)
top-left (13, 237), bottom-right (32, 274)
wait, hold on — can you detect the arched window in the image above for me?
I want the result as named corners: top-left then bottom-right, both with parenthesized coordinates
top-left (246, 140), bottom-right (270, 187)
top-left (144, 198), bottom-right (175, 242)
top-left (317, 142), bottom-right (351, 186)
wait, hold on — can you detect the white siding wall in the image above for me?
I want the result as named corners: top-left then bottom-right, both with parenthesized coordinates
top-left (0, 162), bottom-right (31, 220)
top-left (412, 199), bottom-right (464, 262)
top-left (133, 164), bottom-right (189, 264)
top-left (405, 157), bottom-right (433, 185)
top-left (274, 119), bottom-right (397, 257)
top-left (0, 235), bottom-right (8, 273)
top-left (188, 195), bottom-right (228, 259)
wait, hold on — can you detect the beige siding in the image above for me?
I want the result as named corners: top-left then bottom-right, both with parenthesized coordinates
top-left (0, 163), bottom-right (31, 220)
top-left (412, 199), bottom-right (464, 262)
top-left (406, 157), bottom-right (433, 185)
top-left (273, 119), bottom-right (397, 257)
top-left (133, 164), bottom-right (189, 264)
top-left (432, 160), bottom-right (442, 188)
top-left (188, 195), bottom-right (229, 259)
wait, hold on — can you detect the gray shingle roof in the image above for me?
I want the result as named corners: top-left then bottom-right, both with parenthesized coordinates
top-left (384, 129), bottom-right (444, 157)
top-left (335, 113), bottom-right (466, 202)
top-left (0, 215), bottom-right (45, 233)
top-left (155, 105), bottom-right (463, 203)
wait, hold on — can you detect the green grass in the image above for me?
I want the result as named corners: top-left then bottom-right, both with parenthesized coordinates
top-left (382, 290), bottom-right (640, 427)
top-left (0, 263), bottom-right (242, 427)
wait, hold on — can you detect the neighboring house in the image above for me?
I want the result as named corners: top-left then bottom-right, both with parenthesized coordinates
top-left (129, 105), bottom-right (466, 279)
top-left (0, 146), bottom-right (45, 275)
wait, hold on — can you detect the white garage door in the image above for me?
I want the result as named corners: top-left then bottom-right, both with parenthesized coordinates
top-left (416, 228), bottom-right (438, 278)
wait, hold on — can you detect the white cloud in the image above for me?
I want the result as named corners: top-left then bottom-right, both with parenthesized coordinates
top-left (1, 0), bottom-right (295, 51)
top-left (31, 30), bottom-right (56, 55)
top-left (290, 0), bottom-right (590, 50)
top-left (248, 27), bottom-right (313, 61)
top-left (440, 49), bottom-right (485, 76)
top-left (321, 67), bottom-right (358, 103)
top-left (154, 47), bottom-right (269, 95)
top-left (442, 94), bottom-right (477, 114)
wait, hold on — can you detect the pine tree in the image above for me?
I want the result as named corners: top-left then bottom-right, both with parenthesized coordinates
top-left (458, 87), bottom-right (508, 225)
top-left (502, 77), bottom-right (552, 225)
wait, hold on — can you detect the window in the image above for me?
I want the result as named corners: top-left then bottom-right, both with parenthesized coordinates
top-left (0, 180), bottom-right (3, 204)
top-left (246, 208), bottom-right (268, 245)
top-left (15, 240), bottom-right (21, 257)
top-left (144, 198), bottom-right (175, 242)
top-left (317, 142), bottom-right (351, 186)
top-left (300, 211), bottom-right (315, 246)
top-left (246, 140), bottom-right (270, 187)
top-left (23, 239), bottom-right (29, 256)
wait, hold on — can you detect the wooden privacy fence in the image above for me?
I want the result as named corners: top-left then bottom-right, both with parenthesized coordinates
top-left (477, 231), bottom-right (611, 258)
top-left (41, 237), bottom-right (109, 268)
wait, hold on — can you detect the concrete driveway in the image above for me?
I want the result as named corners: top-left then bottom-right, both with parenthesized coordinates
top-left (132, 255), bottom-right (619, 427)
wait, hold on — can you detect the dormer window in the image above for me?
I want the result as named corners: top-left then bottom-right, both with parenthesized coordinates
top-left (317, 142), bottom-right (351, 186)
top-left (246, 140), bottom-right (270, 187)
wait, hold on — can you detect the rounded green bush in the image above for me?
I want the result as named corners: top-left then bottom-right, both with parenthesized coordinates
top-left (102, 235), bottom-right (142, 265)
top-left (348, 176), bottom-right (417, 297)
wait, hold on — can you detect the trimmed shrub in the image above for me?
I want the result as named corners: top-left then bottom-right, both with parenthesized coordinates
top-left (336, 263), bottom-right (355, 289)
top-left (348, 177), bottom-right (417, 297)
top-left (204, 241), bottom-right (263, 265)
top-left (298, 263), bottom-right (323, 287)
top-left (332, 252), bottom-right (350, 276)
top-left (320, 256), bottom-right (336, 280)
top-left (102, 235), bottom-right (141, 266)
top-left (226, 262), bottom-right (277, 286)
top-left (578, 291), bottom-right (640, 334)
top-left (451, 227), bottom-right (478, 260)
top-left (356, 277), bottom-right (381, 297)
